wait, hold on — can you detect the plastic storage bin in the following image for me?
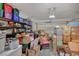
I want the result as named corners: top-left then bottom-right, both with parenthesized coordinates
top-left (0, 30), bottom-right (6, 53)
top-left (0, 38), bottom-right (6, 53)
top-left (9, 40), bottom-right (19, 50)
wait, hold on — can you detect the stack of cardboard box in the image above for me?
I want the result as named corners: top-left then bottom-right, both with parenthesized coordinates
top-left (68, 42), bottom-right (79, 56)
top-left (63, 26), bottom-right (71, 44)
top-left (71, 26), bottom-right (79, 41)
top-left (61, 26), bottom-right (71, 55)
top-left (62, 26), bottom-right (79, 55)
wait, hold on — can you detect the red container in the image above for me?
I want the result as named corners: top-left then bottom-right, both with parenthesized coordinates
top-left (4, 3), bottom-right (13, 13)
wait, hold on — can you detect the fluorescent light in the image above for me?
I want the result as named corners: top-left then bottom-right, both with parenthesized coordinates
top-left (49, 15), bottom-right (55, 18)
top-left (56, 25), bottom-right (60, 28)
top-left (49, 7), bottom-right (56, 19)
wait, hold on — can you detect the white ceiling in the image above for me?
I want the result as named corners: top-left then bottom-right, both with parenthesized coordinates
top-left (9, 3), bottom-right (79, 21)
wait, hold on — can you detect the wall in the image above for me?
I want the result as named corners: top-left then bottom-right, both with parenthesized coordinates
top-left (32, 19), bottom-right (66, 32)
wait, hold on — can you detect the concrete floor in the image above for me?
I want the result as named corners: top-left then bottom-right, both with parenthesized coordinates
top-left (40, 49), bottom-right (53, 56)
top-left (22, 39), bottom-right (70, 56)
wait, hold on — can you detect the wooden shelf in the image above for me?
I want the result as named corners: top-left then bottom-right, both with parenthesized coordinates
top-left (0, 17), bottom-right (32, 30)
top-left (0, 18), bottom-right (32, 26)
top-left (0, 26), bottom-right (26, 30)
top-left (0, 18), bottom-right (24, 24)
top-left (0, 18), bottom-right (12, 22)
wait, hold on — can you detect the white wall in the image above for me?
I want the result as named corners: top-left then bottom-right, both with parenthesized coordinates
top-left (32, 19), bottom-right (66, 33)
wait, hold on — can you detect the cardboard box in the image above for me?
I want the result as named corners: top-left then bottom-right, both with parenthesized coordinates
top-left (71, 31), bottom-right (79, 34)
top-left (71, 36), bottom-right (79, 39)
top-left (71, 26), bottom-right (79, 29)
top-left (68, 42), bottom-right (79, 55)
top-left (71, 40), bottom-right (79, 43)
top-left (63, 44), bottom-right (70, 53)
top-left (71, 26), bottom-right (79, 41)
top-left (63, 35), bottom-right (71, 44)
top-left (63, 40), bottom-right (70, 44)
top-left (32, 45), bottom-right (40, 56)
top-left (63, 26), bottom-right (71, 36)
top-left (71, 35), bottom-right (79, 40)
top-left (28, 49), bottom-right (35, 56)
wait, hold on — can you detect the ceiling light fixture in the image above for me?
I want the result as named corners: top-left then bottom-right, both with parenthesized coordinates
top-left (49, 7), bottom-right (56, 19)
top-left (56, 25), bottom-right (60, 28)
top-left (49, 14), bottom-right (55, 18)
